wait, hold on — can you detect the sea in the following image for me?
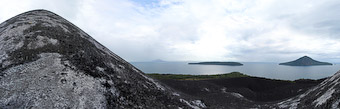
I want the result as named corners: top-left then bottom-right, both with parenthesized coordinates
top-left (131, 62), bottom-right (340, 80)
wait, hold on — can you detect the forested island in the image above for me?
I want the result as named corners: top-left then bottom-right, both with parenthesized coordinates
top-left (279, 56), bottom-right (332, 66)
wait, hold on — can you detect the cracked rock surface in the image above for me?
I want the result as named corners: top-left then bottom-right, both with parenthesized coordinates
top-left (1, 9), bottom-right (340, 109)
top-left (0, 10), bottom-right (205, 109)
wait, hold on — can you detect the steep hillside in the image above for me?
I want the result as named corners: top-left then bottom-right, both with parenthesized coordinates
top-left (1, 9), bottom-right (339, 109)
top-left (276, 70), bottom-right (340, 108)
top-left (0, 10), bottom-right (205, 109)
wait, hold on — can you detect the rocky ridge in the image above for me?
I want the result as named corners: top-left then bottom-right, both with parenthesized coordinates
top-left (276, 70), bottom-right (340, 108)
top-left (0, 10), bottom-right (205, 109)
top-left (0, 9), bottom-right (339, 109)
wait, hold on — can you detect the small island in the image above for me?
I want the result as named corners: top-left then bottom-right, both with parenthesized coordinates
top-left (151, 59), bottom-right (167, 62)
top-left (188, 62), bottom-right (243, 66)
top-left (279, 56), bottom-right (332, 66)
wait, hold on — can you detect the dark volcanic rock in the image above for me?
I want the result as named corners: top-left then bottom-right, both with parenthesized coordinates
top-left (154, 71), bottom-right (340, 108)
top-left (276, 70), bottom-right (340, 108)
top-left (2, 9), bottom-right (340, 109)
top-left (0, 10), bottom-right (205, 108)
top-left (279, 56), bottom-right (332, 66)
top-left (154, 76), bottom-right (323, 108)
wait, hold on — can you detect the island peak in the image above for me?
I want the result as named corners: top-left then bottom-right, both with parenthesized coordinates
top-left (279, 56), bottom-right (332, 66)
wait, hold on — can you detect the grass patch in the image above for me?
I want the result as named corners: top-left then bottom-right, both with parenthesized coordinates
top-left (147, 72), bottom-right (249, 80)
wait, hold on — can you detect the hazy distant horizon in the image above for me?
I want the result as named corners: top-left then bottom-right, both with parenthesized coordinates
top-left (130, 60), bottom-right (340, 64)
top-left (131, 62), bottom-right (340, 80)
top-left (1, 0), bottom-right (340, 62)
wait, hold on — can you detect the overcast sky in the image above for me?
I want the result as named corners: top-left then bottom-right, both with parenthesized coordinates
top-left (1, 0), bottom-right (340, 62)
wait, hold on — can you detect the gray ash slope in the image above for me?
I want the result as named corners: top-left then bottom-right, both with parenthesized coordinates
top-left (276, 70), bottom-right (340, 109)
top-left (1, 9), bottom-right (340, 109)
top-left (0, 10), bottom-right (206, 109)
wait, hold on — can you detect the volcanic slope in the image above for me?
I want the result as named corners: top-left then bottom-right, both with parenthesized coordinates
top-left (0, 10), bottom-right (206, 109)
top-left (279, 56), bottom-right (332, 66)
top-left (276, 70), bottom-right (340, 109)
top-left (2, 9), bottom-right (340, 109)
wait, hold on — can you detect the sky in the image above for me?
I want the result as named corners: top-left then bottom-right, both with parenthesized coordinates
top-left (0, 0), bottom-right (340, 62)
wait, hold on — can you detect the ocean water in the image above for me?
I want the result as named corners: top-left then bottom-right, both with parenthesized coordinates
top-left (131, 62), bottom-right (340, 80)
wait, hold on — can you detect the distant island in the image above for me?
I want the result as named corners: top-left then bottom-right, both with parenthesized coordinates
top-left (151, 59), bottom-right (167, 62)
top-left (279, 56), bottom-right (332, 66)
top-left (188, 62), bottom-right (243, 66)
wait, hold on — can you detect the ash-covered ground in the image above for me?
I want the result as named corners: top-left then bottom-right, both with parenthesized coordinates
top-left (0, 9), bottom-right (340, 109)
top-left (0, 10), bottom-right (205, 109)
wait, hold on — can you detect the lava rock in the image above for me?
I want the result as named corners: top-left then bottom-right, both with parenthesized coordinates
top-left (0, 9), bottom-right (205, 109)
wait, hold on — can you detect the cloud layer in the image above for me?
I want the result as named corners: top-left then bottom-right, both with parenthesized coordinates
top-left (1, 0), bottom-right (340, 62)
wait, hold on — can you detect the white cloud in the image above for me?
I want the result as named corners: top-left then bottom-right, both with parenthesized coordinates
top-left (0, 0), bottom-right (340, 62)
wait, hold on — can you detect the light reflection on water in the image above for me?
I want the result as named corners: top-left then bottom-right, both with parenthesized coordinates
top-left (131, 62), bottom-right (340, 80)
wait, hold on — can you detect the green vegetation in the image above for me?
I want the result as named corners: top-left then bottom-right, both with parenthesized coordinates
top-left (147, 72), bottom-right (249, 80)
